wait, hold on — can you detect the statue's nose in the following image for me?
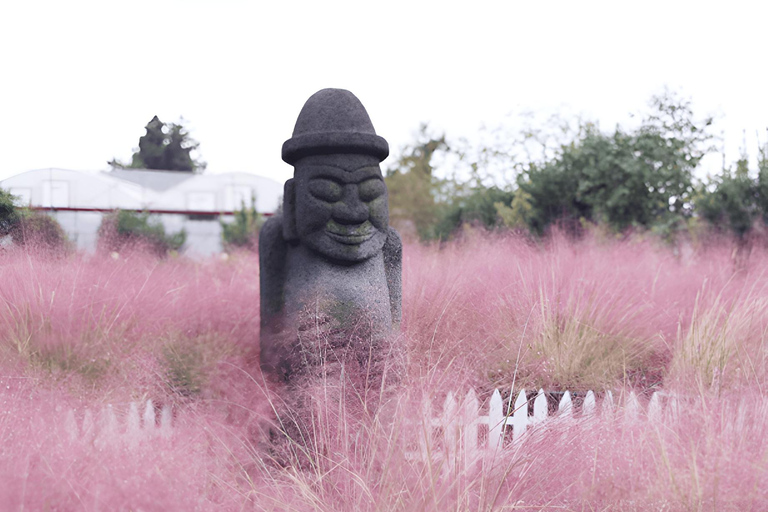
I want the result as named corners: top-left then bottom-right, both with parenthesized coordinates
top-left (333, 185), bottom-right (369, 225)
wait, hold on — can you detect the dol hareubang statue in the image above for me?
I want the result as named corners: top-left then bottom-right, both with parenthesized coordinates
top-left (259, 89), bottom-right (402, 389)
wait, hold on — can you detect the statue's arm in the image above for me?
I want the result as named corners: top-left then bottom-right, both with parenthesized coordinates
top-left (382, 227), bottom-right (402, 327)
top-left (259, 215), bottom-right (289, 378)
top-left (259, 215), bottom-right (288, 324)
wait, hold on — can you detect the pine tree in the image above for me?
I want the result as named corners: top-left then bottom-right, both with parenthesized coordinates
top-left (109, 116), bottom-right (206, 172)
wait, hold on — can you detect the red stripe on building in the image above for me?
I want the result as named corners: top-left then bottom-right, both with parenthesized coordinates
top-left (30, 206), bottom-right (274, 217)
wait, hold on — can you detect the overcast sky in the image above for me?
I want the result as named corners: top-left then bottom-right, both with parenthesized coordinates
top-left (1, 0), bottom-right (766, 186)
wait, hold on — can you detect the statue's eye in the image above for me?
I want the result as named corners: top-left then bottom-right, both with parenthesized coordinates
top-left (358, 178), bottom-right (385, 202)
top-left (309, 179), bottom-right (343, 202)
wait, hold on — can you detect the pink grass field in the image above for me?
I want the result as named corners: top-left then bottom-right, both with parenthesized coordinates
top-left (1, 233), bottom-right (767, 510)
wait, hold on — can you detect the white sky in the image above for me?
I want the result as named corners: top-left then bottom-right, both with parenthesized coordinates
top-left (1, 0), bottom-right (766, 186)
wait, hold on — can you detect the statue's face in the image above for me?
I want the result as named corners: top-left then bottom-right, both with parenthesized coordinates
top-left (293, 154), bottom-right (389, 262)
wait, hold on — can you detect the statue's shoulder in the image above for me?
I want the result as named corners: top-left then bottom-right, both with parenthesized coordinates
top-left (384, 226), bottom-right (402, 254)
top-left (382, 228), bottom-right (402, 276)
top-left (260, 215), bottom-right (286, 244)
top-left (259, 215), bottom-right (288, 262)
top-left (383, 227), bottom-right (402, 325)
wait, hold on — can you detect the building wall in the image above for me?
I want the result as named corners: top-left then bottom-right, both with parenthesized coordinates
top-left (182, 215), bottom-right (225, 256)
top-left (48, 210), bottom-right (103, 251)
top-left (159, 212), bottom-right (226, 256)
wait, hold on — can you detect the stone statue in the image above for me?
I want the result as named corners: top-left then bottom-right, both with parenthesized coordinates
top-left (259, 89), bottom-right (402, 392)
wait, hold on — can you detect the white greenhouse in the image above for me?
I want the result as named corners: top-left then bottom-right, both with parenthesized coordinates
top-left (1, 168), bottom-right (283, 256)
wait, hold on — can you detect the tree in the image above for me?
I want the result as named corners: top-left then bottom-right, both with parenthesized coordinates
top-left (0, 188), bottom-right (19, 236)
top-left (517, 92), bottom-right (713, 236)
top-left (221, 195), bottom-right (263, 252)
top-left (109, 116), bottom-right (206, 172)
top-left (756, 140), bottom-right (768, 225)
top-left (430, 185), bottom-right (515, 240)
top-left (1, 189), bottom-right (69, 252)
top-left (387, 92), bottom-right (715, 241)
top-left (495, 187), bottom-right (534, 230)
top-left (385, 125), bottom-right (448, 239)
top-left (696, 158), bottom-right (756, 239)
top-left (696, 139), bottom-right (768, 240)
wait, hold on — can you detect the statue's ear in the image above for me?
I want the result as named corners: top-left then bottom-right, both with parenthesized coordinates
top-left (282, 178), bottom-right (298, 242)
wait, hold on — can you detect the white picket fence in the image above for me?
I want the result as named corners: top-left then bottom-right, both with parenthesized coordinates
top-left (411, 388), bottom-right (670, 467)
top-left (53, 390), bottom-right (672, 460)
top-left (60, 400), bottom-right (172, 446)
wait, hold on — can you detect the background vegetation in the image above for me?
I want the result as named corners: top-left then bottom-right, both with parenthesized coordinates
top-left (108, 115), bottom-right (206, 172)
top-left (386, 91), bottom-right (767, 245)
top-left (0, 189), bottom-right (70, 253)
top-left (97, 210), bottom-right (186, 257)
top-left (220, 195), bottom-right (263, 252)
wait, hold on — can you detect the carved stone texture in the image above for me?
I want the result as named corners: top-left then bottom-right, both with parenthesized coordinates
top-left (259, 89), bottom-right (402, 392)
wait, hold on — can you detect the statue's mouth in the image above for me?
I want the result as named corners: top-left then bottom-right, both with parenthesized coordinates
top-left (326, 222), bottom-right (374, 245)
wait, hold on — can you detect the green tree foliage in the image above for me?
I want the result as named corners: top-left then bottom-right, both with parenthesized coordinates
top-left (431, 186), bottom-right (514, 240)
top-left (385, 93), bottom-right (768, 243)
top-left (385, 126), bottom-right (448, 239)
top-left (0, 188), bottom-right (19, 235)
top-left (386, 130), bottom-right (518, 240)
top-left (1, 189), bottom-right (69, 252)
top-left (696, 158), bottom-right (756, 238)
top-left (495, 188), bottom-right (534, 230)
top-left (757, 142), bottom-right (768, 224)
top-left (221, 195), bottom-right (263, 251)
top-left (517, 93), bottom-right (713, 236)
top-left (98, 210), bottom-right (186, 256)
top-left (696, 141), bottom-right (768, 240)
top-left (109, 116), bottom-right (206, 172)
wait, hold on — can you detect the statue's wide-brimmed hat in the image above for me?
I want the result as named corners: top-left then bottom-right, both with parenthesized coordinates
top-left (282, 89), bottom-right (389, 165)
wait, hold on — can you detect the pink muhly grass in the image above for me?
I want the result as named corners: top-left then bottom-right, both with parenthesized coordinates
top-left (403, 232), bottom-right (672, 391)
top-left (401, 230), bottom-right (768, 393)
top-left (0, 249), bottom-right (260, 398)
top-left (0, 371), bottom-right (267, 510)
top-left (239, 382), bottom-right (768, 511)
top-left (1, 233), bottom-right (768, 509)
top-left (484, 389), bottom-right (768, 509)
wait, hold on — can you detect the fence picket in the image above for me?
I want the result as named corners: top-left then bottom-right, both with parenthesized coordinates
top-left (95, 405), bottom-right (118, 448)
top-left (462, 389), bottom-right (479, 465)
top-left (160, 405), bottom-right (172, 437)
top-left (419, 398), bottom-right (432, 458)
top-left (125, 402), bottom-right (141, 447)
top-left (603, 390), bottom-right (615, 415)
top-left (583, 391), bottom-right (596, 417)
top-left (666, 393), bottom-right (679, 423)
top-left (443, 392), bottom-right (458, 465)
top-left (532, 389), bottom-right (547, 425)
top-left (64, 409), bottom-right (78, 441)
top-left (558, 391), bottom-right (573, 418)
top-left (143, 400), bottom-right (156, 433)
top-left (511, 389), bottom-right (528, 439)
top-left (625, 391), bottom-right (640, 422)
top-left (648, 392), bottom-right (661, 425)
top-left (82, 409), bottom-right (95, 441)
top-left (488, 389), bottom-right (505, 449)
top-left (103, 406), bottom-right (117, 434)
